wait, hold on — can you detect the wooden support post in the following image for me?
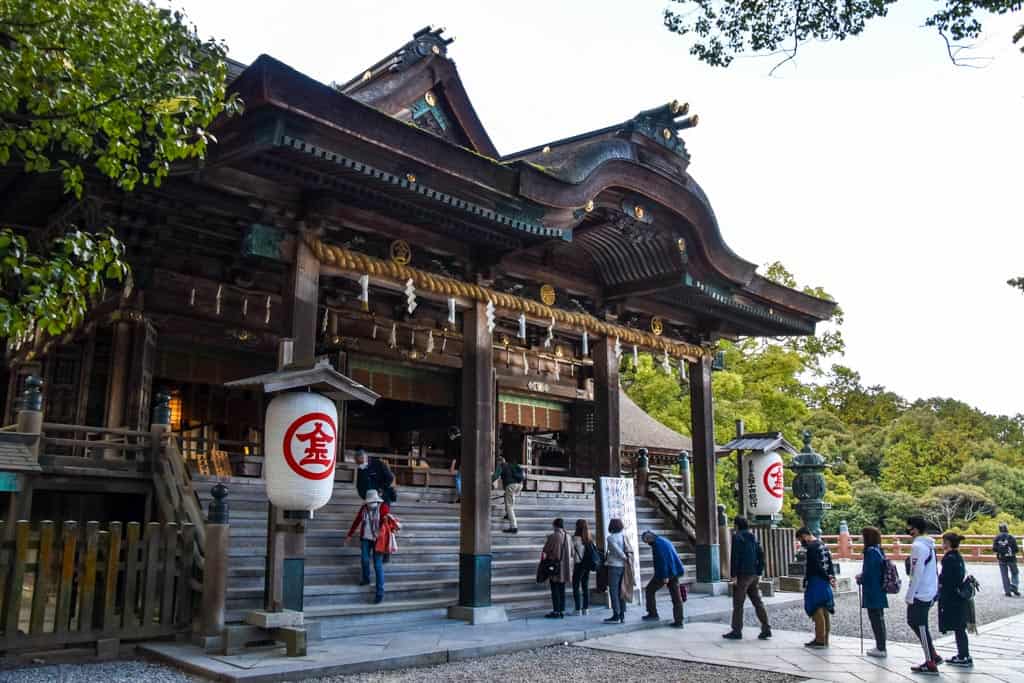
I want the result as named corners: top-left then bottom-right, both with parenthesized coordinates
top-left (454, 302), bottom-right (496, 613)
top-left (592, 337), bottom-right (620, 552)
top-left (734, 419), bottom-right (745, 519)
top-left (288, 233), bottom-right (320, 369)
top-left (105, 321), bottom-right (133, 429)
top-left (689, 355), bottom-right (720, 584)
top-left (202, 484), bottom-right (230, 645)
top-left (264, 229), bottom-right (319, 614)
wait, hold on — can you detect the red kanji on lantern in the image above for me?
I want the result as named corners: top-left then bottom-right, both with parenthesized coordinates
top-left (763, 461), bottom-right (784, 499)
top-left (283, 412), bottom-right (337, 480)
top-left (297, 421), bottom-right (334, 466)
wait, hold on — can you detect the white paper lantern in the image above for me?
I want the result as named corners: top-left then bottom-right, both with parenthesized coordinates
top-left (264, 392), bottom-right (339, 511)
top-left (743, 450), bottom-right (785, 516)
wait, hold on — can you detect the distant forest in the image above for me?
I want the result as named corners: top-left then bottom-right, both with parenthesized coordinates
top-left (625, 263), bottom-right (1024, 535)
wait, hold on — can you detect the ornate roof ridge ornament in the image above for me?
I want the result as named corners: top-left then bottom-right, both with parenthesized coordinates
top-left (624, 100), bottom-right (699, 162)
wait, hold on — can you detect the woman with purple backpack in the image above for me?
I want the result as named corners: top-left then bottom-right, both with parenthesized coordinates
top-left (858, 526), bottom-right (893, 658)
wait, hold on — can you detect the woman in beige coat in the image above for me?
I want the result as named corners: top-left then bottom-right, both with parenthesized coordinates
top-left (542, 517), bottom-right (573, 618)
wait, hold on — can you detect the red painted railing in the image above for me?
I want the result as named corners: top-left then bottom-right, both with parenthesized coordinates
top-left (824, 533), bottom-right (1004, 563)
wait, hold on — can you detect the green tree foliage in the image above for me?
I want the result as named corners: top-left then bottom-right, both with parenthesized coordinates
top-left (0, 0), bottom-right (242, 340)
top-left (919, 484), bottom-right (996, 531)
top-left (958, 460), bottom-right (1024, 519)
top-left (663, 0), bottom-right (1023, 69)
top-left (625, 261), bottom-right (1024, 535)
top-left (0, 229), bottom-right (128, 344)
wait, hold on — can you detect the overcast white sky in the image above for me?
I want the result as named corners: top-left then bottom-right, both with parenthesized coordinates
top-left (171, 0), bottom-right (1024, 417)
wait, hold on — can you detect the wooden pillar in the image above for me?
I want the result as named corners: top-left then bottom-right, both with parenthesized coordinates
top-left (689, 354), bottom-right (720, 583)
top-left (593, 337), bottom-right (620, 478)
top-left (288, 233), bottom-right (320, 368)
top-left (202, 484), bottom-right (230, 643)
top-left (262, 230), bottom-right (319, 615)
top-left (456, 302), bottom-right (495, 609)
top-left (592, 337), bottom-right (620, 551)
top-left (105, 321), bottom-right (133, 428)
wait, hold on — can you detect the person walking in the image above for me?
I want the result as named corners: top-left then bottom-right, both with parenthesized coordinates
top-left (603, 518), bottom-right (630, 624)
top-left (572, 519), bottom-right (596, 615)
top-left (542, 518), bottom-right (572, 618)
top-left (492, 456), bottom-right (525, 534)
top-left (722, 516), bottom-right (771, 640)
top-left (939, 532), bottom-right (973, 668)
top-left (993, 523), bottom-right (1020, 597)
top-left (345, 489), bottom-right (389, 604)
top-left (905, 515), bottom-right (941, 675)
top-left (798, 527), bottom-right (836, 649)
top-left (640, 530), bottom-right (686, 627)
top-left (355, 448), bottom-right (396, 504)
top-left (857, 526), bottom-right (889, 658)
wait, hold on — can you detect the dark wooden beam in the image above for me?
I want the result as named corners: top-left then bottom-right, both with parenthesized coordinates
top-left (288, 232), bottom-right (321, 366)
top-left (593, 337), bottom-right (620, 478)
top-left (457, 301), bottom-right (495, 608)
top-left (688, 354), bottom-right (720, 584)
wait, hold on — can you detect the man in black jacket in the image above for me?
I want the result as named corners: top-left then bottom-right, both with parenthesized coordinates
top-left (723, 516), bottom-right (771, 640)
top-left (994, 523), bottom-right (1020, 597)
top-left (356, 448), bottom-right (395, 503)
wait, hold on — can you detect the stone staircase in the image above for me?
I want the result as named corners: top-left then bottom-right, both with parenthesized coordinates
top-left (193, 476), bottom-right (695, 634)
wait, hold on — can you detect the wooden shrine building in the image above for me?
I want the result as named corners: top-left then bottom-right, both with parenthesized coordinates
top-left (0, 26), bottom-right (836, 626)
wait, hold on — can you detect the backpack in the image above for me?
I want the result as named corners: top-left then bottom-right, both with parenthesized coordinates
top-left (583, 541), bottom-right (603, 571)
top-left (995, 536), bottom-right (1015, 561)
top-left (882, 557), bottom-right (902, 594)
top-left (511, 463), bottom-right (526, 484)
top-left (958, 574), bottom-right (980, 601)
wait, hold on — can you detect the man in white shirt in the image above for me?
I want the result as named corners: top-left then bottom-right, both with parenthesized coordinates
top-left (905, 515), bottom-right (940, 676)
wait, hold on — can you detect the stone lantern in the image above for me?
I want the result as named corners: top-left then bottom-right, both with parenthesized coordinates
top-left (791, 430), bottom-right (830, 537)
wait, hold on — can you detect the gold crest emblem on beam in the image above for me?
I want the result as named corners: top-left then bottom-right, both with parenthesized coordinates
top-left (390, 240), bottom-right (411, 265)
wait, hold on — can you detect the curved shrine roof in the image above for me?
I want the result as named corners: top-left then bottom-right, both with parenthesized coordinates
top-left (213, 27), bottom-right (836, 340)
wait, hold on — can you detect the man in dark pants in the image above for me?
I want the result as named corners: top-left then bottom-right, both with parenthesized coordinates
top-left (993, 523), bottom-right (1020, 597)
top-left (723, 516), bottom-right (771, 640)
top-left (905, 515), bottom-right (941, 675)
top-left (640, 530), bottom-right (686, 627)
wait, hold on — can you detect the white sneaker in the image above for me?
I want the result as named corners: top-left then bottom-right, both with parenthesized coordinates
top-left (867, 648), bottom-right (887, 658)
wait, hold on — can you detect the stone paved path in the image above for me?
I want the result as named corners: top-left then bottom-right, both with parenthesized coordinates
top-left (139, 590), bottom-right (803, 682)
top-left (576, 611), bottom-right (1024, 682)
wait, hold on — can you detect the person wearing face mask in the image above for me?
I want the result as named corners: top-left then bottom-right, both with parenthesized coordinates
top-left (797, 527), bottom-right (836, 649)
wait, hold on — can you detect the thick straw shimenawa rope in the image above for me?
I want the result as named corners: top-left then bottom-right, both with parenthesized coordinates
top-left (306, 234), bottom-right (712, 361)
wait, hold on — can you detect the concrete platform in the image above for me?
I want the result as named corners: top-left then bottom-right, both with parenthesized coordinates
top-left (578, 612), bottom-right (1024, 683)
top-left (140, 590), bottom-right (803, 682)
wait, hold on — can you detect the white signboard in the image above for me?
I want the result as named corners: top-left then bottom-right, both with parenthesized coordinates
top-left (599, 476), bottom-right (642, 602)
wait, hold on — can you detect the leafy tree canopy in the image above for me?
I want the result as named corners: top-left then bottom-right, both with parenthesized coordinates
top-left (625, 261), bottom-right (1024, 534)
top-left (664, 0), bottom-right (1022, 69)
top-left (0, 0), bottom-right (241, 341)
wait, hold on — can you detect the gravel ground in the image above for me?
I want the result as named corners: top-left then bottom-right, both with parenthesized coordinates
top-left (310, 646), bottom-right (806, 683)
top-left (0, 659), bottom-right (199, 683)
top-left (725, 562), bottom-right (1024, 643)
top-left (0, 647), bottom-right (804, 683)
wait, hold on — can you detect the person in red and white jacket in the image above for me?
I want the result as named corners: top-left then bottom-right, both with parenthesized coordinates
top-left (346, 489), bottom-right (399, 604)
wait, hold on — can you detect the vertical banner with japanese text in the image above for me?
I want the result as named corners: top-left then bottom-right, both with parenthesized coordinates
top-left (599, 476), bottom-right (642, 602)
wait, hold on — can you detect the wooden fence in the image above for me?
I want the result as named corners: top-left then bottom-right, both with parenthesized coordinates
top-left (824, 533), bottom-right (1004, 563)
top-left (0, 520), bottom-right (196, 655)
top-left (752, 527), bottom-right (797, 579)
